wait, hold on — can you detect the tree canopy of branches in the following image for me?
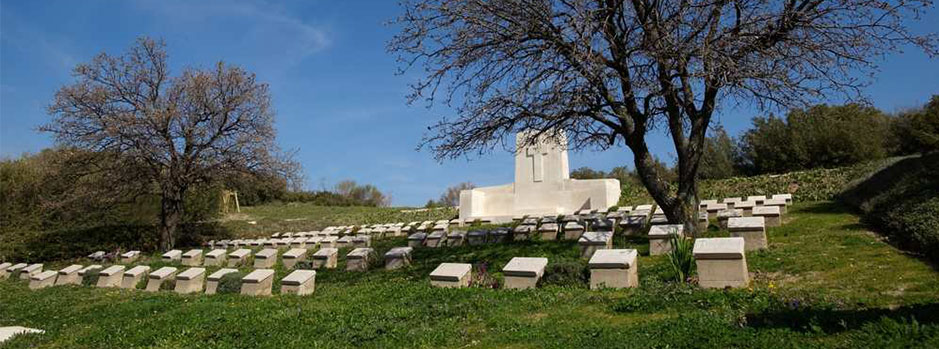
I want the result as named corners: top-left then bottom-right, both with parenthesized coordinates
top-left (391, 0), bottom-right (936, 233)
top-left (44, 37), bottom-right (297, 250)
top-left (436, 182), bottom-right (476, 207)
top-left (333, 180), bottom-right (392, 207)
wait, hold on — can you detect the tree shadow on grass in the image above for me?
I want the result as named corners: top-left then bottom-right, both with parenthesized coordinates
top-left (795, 201), bottom-right (853, 215)
top-left (745, 302), bottom-right (939, 334)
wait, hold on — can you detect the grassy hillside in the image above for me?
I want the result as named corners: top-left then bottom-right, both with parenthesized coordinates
top-left (221, 203), bottom-right (457, 237)
top-left (2, 201), bottom-right (938, 347)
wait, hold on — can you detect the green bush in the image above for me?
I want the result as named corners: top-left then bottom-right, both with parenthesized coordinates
top-left (539, 261), bottom-right (588, 288)
top-left (217, 272), bottom-right (245, 294)
top-left (81, 269), bottom-right (101, 287)
top-left (666, 236), bottom-right (695, 283)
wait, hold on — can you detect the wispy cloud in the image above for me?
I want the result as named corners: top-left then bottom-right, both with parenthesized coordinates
top-left (0, 11), bottom-right (77, 71)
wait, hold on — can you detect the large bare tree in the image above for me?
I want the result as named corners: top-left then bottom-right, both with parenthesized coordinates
top-left (391, 0), bottom-right (936, 234)
top-left (44, 37), bottom-right (295, 249)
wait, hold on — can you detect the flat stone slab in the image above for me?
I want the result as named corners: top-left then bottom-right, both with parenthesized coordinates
top-left (579, 231), bottom-right (613, 245)
top-left (717, 209), bottom-right (744, 219)
top-left (727, 217), bottom-right (765, 230)
top-left (502, 257), bottom-right (548, 277)
top-left (0, 326), bottom-right (44, 344)
top-left (752, 206), bottom-right (781, 216)
top-left (121, 251), bottom-right (140, 258)
top-left (283, 248), bottom-right (307, 259)
top-left (162, 250), bottom-right (182, 260)
top-left (385, 247), bottom-right (413, 258)
top-left (124, 265), bottom-right (151, 277)
top-left (31, 270), bottom-right (57, 281)
top-left (243, 269), bottom-right (275, 283)
top-left (694, 237), bottom-right (746, 259)
top-left (176, 268), bottom-right (206, 281)
top-left (430, 263), bottom-right (472, 282)
top-left (229, 249), bottom-right (251, 258)
top-left (206, 249), bottom-right (227, 258)
top-left (150, 267), bottom-right (178, 279)
top-left (706, 203), bottom-right (728, 211)
top-left (282, 270), bottom-right (316, 286)
top-left (407, 232), bottom-right (427, 241)
top-left (734, 201), bottom-right (756, 209)
top-left (347, 248), bottom-right (374, 259)
top-left (207, 268), bottom-right (239, 281)
top-left (183, 249), bottom-right (202, 257)
top-left (255, 248), bottom-right (278, 259)
top-left (58, 265), bottom-right (83, 275)
top-left (312, 248), bottom-right (338, 259)
top-left (763, 198), bottom-right (787, 206)
top-left (648, 224), bottom-right (684, 239)
top-left (99, 265), bottom-right (124, 276)
top-left (588, 249), bottom-right (637, 269)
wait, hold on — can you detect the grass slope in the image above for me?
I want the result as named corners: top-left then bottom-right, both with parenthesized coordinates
top-left (2, 202), bottom-right (938, 348)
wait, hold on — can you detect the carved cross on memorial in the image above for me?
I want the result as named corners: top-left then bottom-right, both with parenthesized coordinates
top-left (525, 143), bottom-right (549, 182)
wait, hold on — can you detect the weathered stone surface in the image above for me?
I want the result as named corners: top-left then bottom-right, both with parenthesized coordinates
top-left (254, 248), bottom-right (278, 268)
top-left (771, 193), bottom-right (793, 205)
top-left (589, 249), bottom-right (638, 289)
top-left (734, 201), bottom-right (756, 216)
top-left (320, 236), bottom-right (339, 248)
top-left (182, 249), bottom-right (203, 266)
top-left (240, 269), bottom-right (275, 296)
top-left (18, 264), bottom-right (43, 280)
top-left (490, 227), bottom-right (511, 243)
top-left (538, 223), bottom-right (559, 240)
top-left (3, 263), bottom-right (27, 279)
top-left (648, 225), bottom-right (684, 256)
top-left (762, 198), bottom-right (788, 214)
top-left (352, 235), bottom-right (371, 248)
top-left (578, 231), bottom-right (613, 258)
top-left (467, 230), bottom-right (488, 245)
top-left (311, 248), bottom-right (339, 269)
top-left (227, 249), bottom-right (251, 267)
top-left (204, 249), bottom-right (227, 267)
top-left (426, 231), bottom-right (447, 248)
top-left (0, 326), bottom-right (44, 344)
top-left (281, 270), bottom-right (316, 296)
top-left (407, 232), bottom-right (427, 248)
top-left (502, 257), bottom-right (548, 290)
top-left (29, 270), bottom-right (57, 290)
top-left (55, 264), bottom-right (84, 286)
top-left (430, 263), bottom-right (472, 288)
top-left (205, 268), bottom-right (239, 295)
top-left (175, 268), bottom-right (206, 294)
top-left (694, 237), bottom-right (749, 288)
top-left (717, 209), bottom-right (744, 229)
top-left (447, 230), bottom-right (467, 246)
top-left (752, 206), bottom-right (782, 227)
top-left (705, 203), bottom-right (728, 219)
top-left (346, 248), bottom-right (374, 271)
top-left (282, 248), bottom-right (308, 270)
top-left (162, 249), bottom-right (183, 262)
top-left (384, 247), bottom-right (414, 270)
top-left (459, 130), bottom-right (620, 221)
top-left (727, 217), bottom-right (767, 251)
top-left (120, 251), bottom-right (141, 264)
top-left (513, 224), bottom-right (535, 240)
top-left (563, 221), bottom-right (585, 240)
top-left (96, 265), bottom-right (124, 288)
top-left (120, 265), bottom-right (151, 289)
top-left (746, 195), bottom-right (767, 205)
top-left (145, 266), bottom-right (178, 292)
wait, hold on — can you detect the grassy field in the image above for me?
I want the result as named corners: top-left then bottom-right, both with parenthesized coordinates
top-left (2, 201), bottom-right (938, 348)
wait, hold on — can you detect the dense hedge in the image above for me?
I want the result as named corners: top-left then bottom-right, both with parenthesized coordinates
top-left (839, 153), bottom-right (939, 262)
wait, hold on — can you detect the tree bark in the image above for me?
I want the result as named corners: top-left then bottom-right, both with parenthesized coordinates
top-left (159, 188), bottom-right (184, 251)
top-left (630, 139), bottom-right (701, 236)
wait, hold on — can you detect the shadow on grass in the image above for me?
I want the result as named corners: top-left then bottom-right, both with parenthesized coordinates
top-left (745, 302), bottom-right (939, 334)
top-left (795, 201), bottom-right (852, 215)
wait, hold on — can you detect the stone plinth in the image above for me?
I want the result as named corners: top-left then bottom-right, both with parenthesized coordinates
top-left (312, 248), bottom-right (338, 269)
top-left (352, 236), bottom-right (371, 248)
top-left (467, 230), bottom-right (488, 245)
top-left (735, 201), bottom-right (756, 216)
top-left (162, 249), bottom-right (182, 262)
top-left (55, 264), bottom-right (84, 286)
top-left (426, 231), bottom-right (447, 248)
top-left (538, 223), bottom-right (559, 240)
top-left (430, 263), bottom-right (472, 288)
top-left (502, 257), bottom-right (548, 290)
top-left (336, 235), bottom-right (354, 249)
top-left (407, 232), bottom-right (427, 248)
top-left (282, 248), bottom-right (308, 270)
top-left (320, 236), bottom-right (338, 248)
top-left (205, 268), bottom-right (238, 295)
top-left (19, 264), bottom-right (43, 280)
top-left (121, 265), bottom-right (151, 289)
top-left (146, 267), bottom-right (178, 292)
top-left (175, 268), bottom-right (206, 294)
top-left (29, 270), bottom-right (58, 290)
top-left (762, 198), bottom-right (788, 214)
top-left (578, 231), bottom-right (613, 258)
top-left (771, 194), bottom-right (793, 205)
top-left (447, 231), bottom-right (466, 247)
top-left (96, 265), bottom-right (125, 288)
top-left (563, 222), bottom-right (585, 240)
top-left (618, 216), bottom-right (646, 236)
top-left (182, 249), bottom-right (203, 266)
top-left (698, 212), bottom-right (709, 232)
top-left (281, 270), bottom-right (316, 296)
top-left (240, 269), bottom-right (274, 296)
top-left (746, 195), bottom-right (767, 205)
top-left (705, 203), bottom-right (728, 220)
top-left (346, 248), bottom-right (374, 271)
top-left (727, 217), bottom-right (767, 250)
top-left (717, 209), bottom-right (743, 229)
top-left (459, 130), bottom-right (620, 222)
top-left (648, 225), bottom-right (684, 256)
top-left (205, 249), bottom-right (227, 267)
top-left (0, 262), bottom-right (11, 277)
top-left (752, 206), bottom-right (782, 227)
top-left (384, 247), bottom-right (414, 270)
top-left (490, 228), bottom-right (511, 243)
top-left (693, 237), bottom-right (749, 288)
top-left (513, 225), bottom-right (534, 241)
top-left (254, 248), bottom-right (278, 268)
top-left (227, 249), bottom-right (251, 267)
top-left (588, 249), bottom-right (638, 289)
top-left (4, 263), bottom-right (27, 279)
top-left (722, 197), bottom-right (742, 209)
top-left (120, 251), bottom-right (141, 264)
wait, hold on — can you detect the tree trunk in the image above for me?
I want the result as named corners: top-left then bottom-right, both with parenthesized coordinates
top-left (630, 142), bottom-right (701, 236)
top-left (159, 189), bottom-right (185, 251)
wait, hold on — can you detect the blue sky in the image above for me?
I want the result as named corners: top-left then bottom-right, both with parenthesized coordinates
top-left (2, 1), bottom-right (937, 206)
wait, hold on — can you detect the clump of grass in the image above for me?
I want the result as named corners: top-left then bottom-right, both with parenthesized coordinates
top-left (470, 262), bottom-right (500, 289)
top-left (540, 261), bottom-right (588, 288)
top-left (159, 278), bottom-right (177, 291)
top-left (217, 272), bottom-right (245, 294)
top-left (81, 269), bottom-right (101, 286)
top-left (666, 235), bottom-right (695, 283)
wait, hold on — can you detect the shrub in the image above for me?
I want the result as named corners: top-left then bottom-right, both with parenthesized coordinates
top-left (666, 235), bottom-right (695, 283)
top-left (471, 262), bottom-right (500, 289)
top-left (539, 261), bottom-right (588, 288)
top-left (216, 272), bottom-right (245, 294)
top-left (81, 269), bottom-right (101, 287)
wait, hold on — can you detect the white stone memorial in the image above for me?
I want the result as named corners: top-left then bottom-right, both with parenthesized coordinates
top-left (29, 270), bottom-right (57, 290)
top-left (502, 257), bottom-right (548, 290)
top-left (648, 225), bottom-right (684, 256)
top-left (174, 267), bottom-right (206, 294)
top-left (727, 217), bottom-right (768, 250)
top-left (588, 249), bottom-right (638, 289)
top-left (240, 269), bottom-right (274, 296)
top-left (121, 265), bottom-right (151, 289)
top-left (429, 263), bottom-right (472, 288)
top-left (96, 265), bottom-right (125, 288)
top-left (146, 267), bottom-right (178, 292)
top-left (459, 131), bottom-right (621, 221)
top-left (693, 237), bottom-right (749, 288)
top-left (281, 270), bottom-right (316, 296)
top-left (311, 248), bottom-right (338, 269)
top-left (55, 265), bottom-right (84, 286)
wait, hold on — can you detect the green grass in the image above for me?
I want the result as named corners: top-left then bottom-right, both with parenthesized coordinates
top-left (2, 202), bottom-right (938, 347)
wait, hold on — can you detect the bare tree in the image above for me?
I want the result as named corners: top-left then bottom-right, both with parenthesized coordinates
top-left (438, 182), bottom-right (476, 206)
top-left (391, 0), bottom-right (936, 234)
top-left (44, 37), bottom-right (296, 250)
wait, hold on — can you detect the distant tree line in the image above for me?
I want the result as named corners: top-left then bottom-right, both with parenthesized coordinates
top-left (425, 182), bottom-right (475, 208)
